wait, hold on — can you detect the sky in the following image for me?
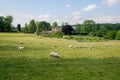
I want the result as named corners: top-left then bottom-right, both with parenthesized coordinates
top-left (0, 0), bottom-right (120, 26)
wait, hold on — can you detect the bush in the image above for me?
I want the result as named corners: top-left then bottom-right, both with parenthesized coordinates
top-left (53, 31), bottom-right (63, 39)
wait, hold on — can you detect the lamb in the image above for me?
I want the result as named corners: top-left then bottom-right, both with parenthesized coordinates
top-left (18, 46), bottom-right (24, 51)
top-left (50, 52), bottom-right (61, 58)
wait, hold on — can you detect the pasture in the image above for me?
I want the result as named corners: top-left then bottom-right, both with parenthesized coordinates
top-left (0, 33), bottom-right (120, 80)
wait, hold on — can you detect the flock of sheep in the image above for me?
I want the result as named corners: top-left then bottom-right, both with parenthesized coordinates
top-left (17, 41), bottom-right (114, 59)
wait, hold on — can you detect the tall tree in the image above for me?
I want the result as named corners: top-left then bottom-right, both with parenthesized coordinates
top-left (0, 16), bottom-right (4, 32)
top-left (17, 24), bottom-right (21, 32)
top-left (22, 23), bottom-right (28, 33)
top-left (4, 15), bottom-right (13, 32)
top-left (28, 19), bottom-right (36, 33)
top-left (36, 21), bottom-right (42, 35)
top-left (52, 21), bottom-right (58, 28)
top-left (83, 20), bottom-right (96, 34)
top-left (62, 25), bottom-right (74, 35)
top-left (39, 21), bottom-right (51, 31)
top-left (75, 24), bottom-right (81, 34)
top-left (106, 30), bottom-right (116, 40)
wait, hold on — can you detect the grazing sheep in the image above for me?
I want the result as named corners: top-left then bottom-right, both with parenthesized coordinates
top-left (18, 46), bottom-right (24, 51)
top-left (19, 42), bottom-right (23, 44)
top-left (90, 44), bottom-right (95, 50)
top-left (50, 52), bottom-right (61, 58)
top-left (69, 45), bottom-right (73, 48)
top-left (84, 44), bottom-right (87, 48)
top-left (105, 43), bottom-right (109, 47)
top-left (54, 45), bottom-right (57, 47)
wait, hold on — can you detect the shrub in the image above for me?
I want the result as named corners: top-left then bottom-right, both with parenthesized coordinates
top-left (53, 31), bottom-right (63, 39)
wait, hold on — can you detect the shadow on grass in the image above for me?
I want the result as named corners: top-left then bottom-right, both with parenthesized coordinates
top-left (0, 45), bottom-right (51, 52)
top-left (0, 57), bottom-right (120, 80)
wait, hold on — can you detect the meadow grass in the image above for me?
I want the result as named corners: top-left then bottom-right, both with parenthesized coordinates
top-left (0, 33), bottom-right (120, 80)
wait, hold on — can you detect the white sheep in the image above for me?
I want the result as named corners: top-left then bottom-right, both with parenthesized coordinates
top-left (89, 44), bottom-right (95, 50)
top-left (84, 44), bottom-right (87, 48)
top-left (105, 43), bottom-right (109, 47)
top-left (69, 45), bottom-right (73, 48)
top-left (19, 42), bottom-right (23, 44)
top-left (18, 46), bottom-right (24, 51)
top-left (50, 52), bottom-right (61, 58)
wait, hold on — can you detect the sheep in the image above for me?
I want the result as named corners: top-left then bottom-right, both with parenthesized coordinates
top-left (50, 52), bottom-right (61, 59)
top-left (84, 44), bottom-right (87, 48)
top-left (19, 42), bottom-right (23, 44)
top-left (105, 43), bottom-right (109, 47)
top-left (89, 44), bottom-right (95, 50)
top-left (69, 45), bottom-right (73, 48)
top-left (18, 46), bottom-right (24, 51)
top-left (54, 45), bottom-right (57, 47)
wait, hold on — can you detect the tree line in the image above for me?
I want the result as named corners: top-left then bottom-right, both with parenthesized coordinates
top-left (0, 15), bottom-right (120, 39)
top-left (74, 20), bottom-right (120, 40)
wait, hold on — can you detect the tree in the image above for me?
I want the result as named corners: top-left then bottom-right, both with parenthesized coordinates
top-left (106, 30), bottom-right (116, 40)
top-left (22, 23), bottom-right (28, 33)
top-left (0, 16), bottom-right (4, 32)
top-left (39, 21), bottom-right (51, 31)
top-left (96, 30), bottom-right (104, 37)
top-left (113, 23), bottom-right (120, 31)
top-left (116, 30), bottom-right (120, 40)
top-left (17, 24), bottom-right (21, 32)
top-left (52, 21), bottom-right (58, 28)
top-left (62, 25), bottom-right (74, 35)
top-left (75, 24), bottom-right (81, 34)
top-left (36, 21), bottom-right (42, 35)
top-left (4, 15), bottom-right (13, 32)
top-left (83, 20), bottom-right (96, 34)
top-left (28, 19), bottom-right (36, 33)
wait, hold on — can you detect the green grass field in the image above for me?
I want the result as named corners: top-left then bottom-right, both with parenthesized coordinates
top-left (0, 33), bottom-right (120, 80)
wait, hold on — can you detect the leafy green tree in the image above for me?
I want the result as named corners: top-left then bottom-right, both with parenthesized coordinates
top-left (28, 20), bottom-right (36, 33)
top-left (100, 26), bottom-right (108, 37)
top-left (36, 21), bottom-right (42, 35)
top-left (113, 23), bottom-right (120, 31)
top-left (116, 30), bottom-right (120, 40)
top-left (106, 30), bottom-right (116, 40)
top-left (39, 21), bottom-right (51, 31)
top-left (83, 20), bottom-right (96, 34)
top-left (96, 30), bottom-right (104, 37)
top-left (17, 24), bottom-right (21, 32)
top-left (0, 16), bottom-right (4, 32)
top-left (52, 21), bottom-right (58, 28)
top-left (75, 24), bottom-right (81, 34)
top-left (4, 15), bottom-right (13, 32)
top-left (22, 23), bottom-right (28, 33)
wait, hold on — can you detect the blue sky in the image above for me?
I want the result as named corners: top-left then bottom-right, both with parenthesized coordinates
top-left (0, 0), bottom-right (120, 26)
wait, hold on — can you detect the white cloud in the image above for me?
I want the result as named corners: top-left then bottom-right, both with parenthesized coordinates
top-left (72, 11), bottom-right (83, 24)
top-left (88, 15), bottom-right (120, 23)
top-left (65, 4), bottom-right (71, 8)
top-left (1, 12), bottom-right (120, 27)
top-left (83, 4), bottom-right (98, 12)
top-left (72, 11), bottom-right (81, 19)
top-left (38, 14), bottom-right (52, 21)
top-left (102, 0), bottom-right (120, 7)
top-left (12, 13), bottom-right (36, 27)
